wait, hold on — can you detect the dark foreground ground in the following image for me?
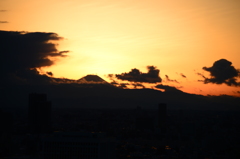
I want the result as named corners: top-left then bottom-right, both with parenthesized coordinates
top-left (1, 107), bottom-right (240, 159)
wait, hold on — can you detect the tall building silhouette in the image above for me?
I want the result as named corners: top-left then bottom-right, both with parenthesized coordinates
top-left (158, 103), bottom-right (167, 132)
top-left (28, 93), bottom-right (52, 133)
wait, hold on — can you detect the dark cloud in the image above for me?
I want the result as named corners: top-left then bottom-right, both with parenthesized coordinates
top-left (233, 91), bottom-right (240, 94)
top-left (115, 66), bottom-right (162, 83)
top-left (0, 21), bottom-right (8, 23)
top-left (199, 59), bottom-right (240, 86)
top-left (46, 72), bottom-right (53, 76)
top-left (0, 30), bottom-right (68, 72)
top-left (0, 10), bottom-right (7, 12)
top-left (109, 80), bottom-right (129, 89)
top-left (165, 75), bottom-right (179, 83)
top-left (108, 74), bottom-right (114, 78)
top-left (132, 83), bottom-right (145, 89)
top-left (0, 30), bottom-right (68, 83)
top-left (196, 72), bottom-right (207, 82)
top-left (8, 68), bottom-right (53, 85)
top-left (155, 84), bottom-right (183, 93)
top-left (180, 73), bottom-right (186, 78)
top-left (110, 80), bottom-right (118, 85)
top-left (118, 83), bottom-right (129, 89)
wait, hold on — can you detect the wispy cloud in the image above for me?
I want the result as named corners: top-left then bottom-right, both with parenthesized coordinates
top-left (180, 73), bottom-right (186, 78)
top-left (0, 21), bottom-right (8, 23)
top-left (165, 75), bottom-right (179, 83)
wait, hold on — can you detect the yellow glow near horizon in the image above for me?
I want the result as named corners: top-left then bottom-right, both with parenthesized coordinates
top-left (1, 0), bottom-right (240, 96)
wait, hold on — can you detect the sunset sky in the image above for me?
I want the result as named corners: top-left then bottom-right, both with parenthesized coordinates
top-left (1, 0), bottom-right (240, 96)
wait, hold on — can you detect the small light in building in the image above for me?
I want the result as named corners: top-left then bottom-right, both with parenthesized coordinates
top-left (151, 146), bottom-right (157, 150)
top-left (165, 145), bottom-right (171, 150)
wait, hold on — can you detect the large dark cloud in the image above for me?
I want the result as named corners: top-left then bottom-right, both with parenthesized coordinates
top-left (0, 30), bottom-right (68, 84)
top-left (1, 30), bottom-right (68, 71)
top-left (199, 59), bottom-right (240, 86)
top-left (115, 66), bottom-right (162, 83)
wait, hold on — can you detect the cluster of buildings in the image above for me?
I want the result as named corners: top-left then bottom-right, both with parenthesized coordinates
top-left (26, 93), bottom-right (119, 159)
top-left (1, 93), bottom-right (239, 158)
top-left (4, 93), bottom-right (166, 159)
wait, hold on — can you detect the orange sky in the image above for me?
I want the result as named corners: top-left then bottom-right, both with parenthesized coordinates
top-left (1, 0), bottom-right (240, 96)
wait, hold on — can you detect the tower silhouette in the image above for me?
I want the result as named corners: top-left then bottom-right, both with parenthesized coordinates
top-left (28, 93), bottom-right (52, 133)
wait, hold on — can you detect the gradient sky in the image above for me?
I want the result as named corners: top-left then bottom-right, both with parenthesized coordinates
top-left (1, 0), bottom-right (240, 96)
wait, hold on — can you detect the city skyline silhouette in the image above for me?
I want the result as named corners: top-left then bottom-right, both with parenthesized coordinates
top-left (1, 0), bottom-right (240, 158)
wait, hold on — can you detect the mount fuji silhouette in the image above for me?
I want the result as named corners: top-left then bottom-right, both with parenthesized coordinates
top-left (77, 75), bottom-right (108, 84)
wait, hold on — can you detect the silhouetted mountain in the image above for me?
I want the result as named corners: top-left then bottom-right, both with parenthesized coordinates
top-left (2, 82), bottom-right (240, 111)
top-left (77, 75), bottom-right (108, 83)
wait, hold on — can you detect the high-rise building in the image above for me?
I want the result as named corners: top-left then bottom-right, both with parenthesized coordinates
top-left (28, 93), bottom-right (52, 133)
top-left (158, 103), bottom-right (167, 131)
